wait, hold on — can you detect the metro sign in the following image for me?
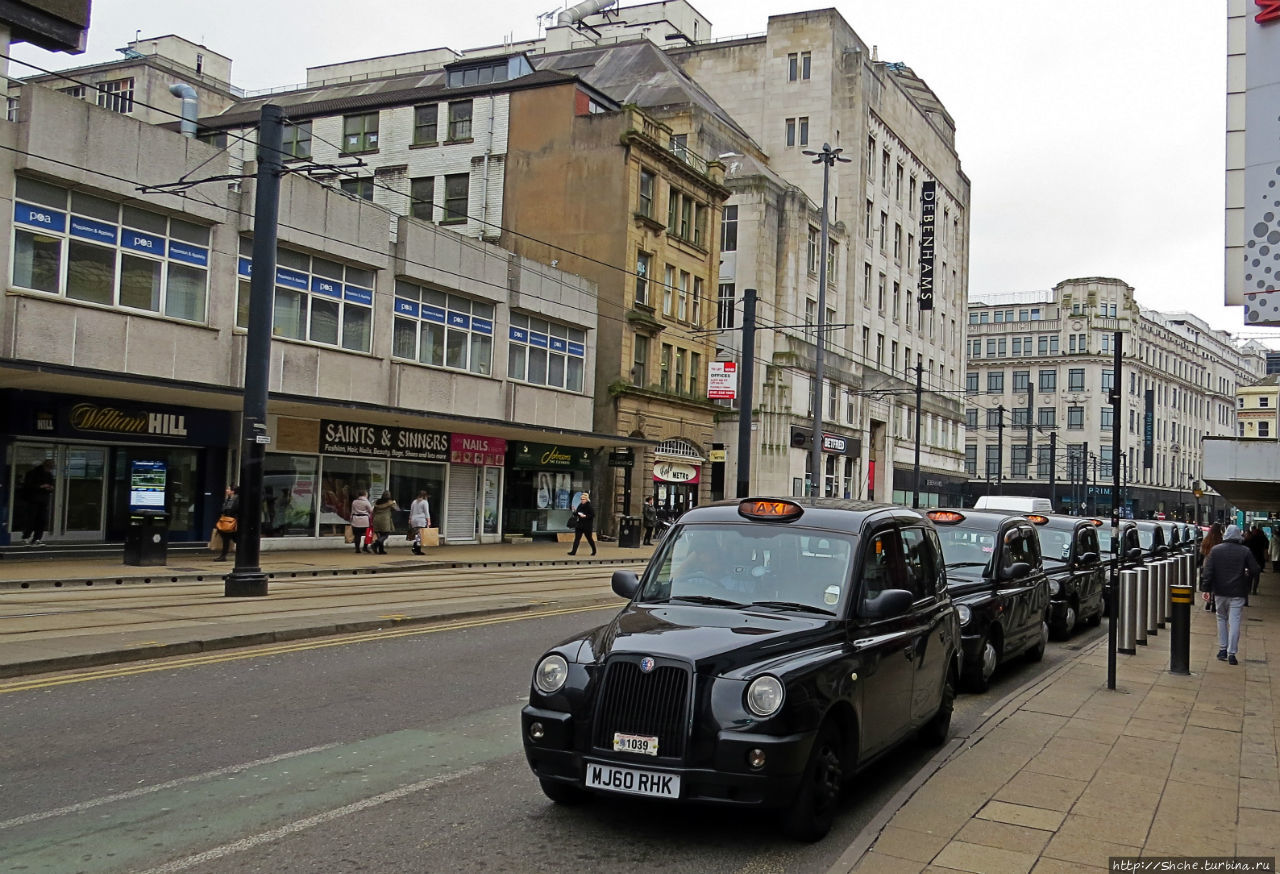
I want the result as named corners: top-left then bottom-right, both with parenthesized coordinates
top-left (1258, 0), bottom-right (1280, 23)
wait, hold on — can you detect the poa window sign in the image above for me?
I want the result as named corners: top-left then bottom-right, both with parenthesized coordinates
top-left (129, 460), bottom-right (167, 511)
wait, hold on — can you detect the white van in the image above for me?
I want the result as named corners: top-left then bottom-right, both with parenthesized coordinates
top-left (972, 495), bottom-right (1054, 514)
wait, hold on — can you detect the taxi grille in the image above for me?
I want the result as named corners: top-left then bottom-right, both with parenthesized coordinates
top-left (592, 660), bottom-right (690, 759)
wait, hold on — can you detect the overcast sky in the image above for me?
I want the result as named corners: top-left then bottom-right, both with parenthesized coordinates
top-left (11, 0), bottom-right (1266, 340)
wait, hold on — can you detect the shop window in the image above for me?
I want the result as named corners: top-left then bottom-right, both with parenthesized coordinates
top-left (12, 177), bottom-right (211, 322)
top-left (262, 453), bottom-right (320, 537)
top-left (393, 279), bottom-right (493, 375)
top-left (508, 311), bottom-right (586, 392)
top-left (236, 244), bottom-right (373, 352)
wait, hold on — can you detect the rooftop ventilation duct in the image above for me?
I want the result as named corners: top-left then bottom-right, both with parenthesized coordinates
top-left (169, 83), bottom-right (198, 138)
top-left (557, 0), bottom-right (617, 27)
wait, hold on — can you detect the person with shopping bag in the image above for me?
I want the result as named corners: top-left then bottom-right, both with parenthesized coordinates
top-left (350, 490), bottom-right (374, 554)
top-left (410, 490), bottom-right (431, 556)
top-left (214, 485), bottom-right (240, 562)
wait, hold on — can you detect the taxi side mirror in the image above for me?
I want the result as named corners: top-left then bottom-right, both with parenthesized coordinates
top-left (1127, 547), bottom-right (1144, 563)
top-left (862, 588), bottom-right (914, 619)
top-left (1000, 561), bottom-right (1031, 581)
top-left (611, 570), bottom-right (640, 599)
top-left (1078, 552), bottom-right (1099, 565)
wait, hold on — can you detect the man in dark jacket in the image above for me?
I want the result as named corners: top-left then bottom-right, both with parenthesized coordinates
top-left (21, 459), bottom-right (55, 546)
top-left (1200, 524), bottom-right (1259, 665)
top-left (567, 492), bottom-right (596, 557)
top-left (1243, 524), bottom-right (1268, 594)
top-left (642, 496), bottom-right (657, 546)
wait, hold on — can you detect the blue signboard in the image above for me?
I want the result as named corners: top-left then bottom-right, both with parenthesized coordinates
top-left (394, 298), bottom-right (419, 317)
top-left (69, 216), bottom-right (118, 245)
top-left (275, 267), bottom-right (309, 290)
top-left (549, 337), bottom-right (567, 352)
top-left (422, 304), bottom-right (446, 324)
top-left (344, 286), bottom-right (373, 306)
top-left (528, 332), bottom-right (548, 349)
top-left (237, 256), bottom-right (253, 277)
top-left (567, 342), bottom-right (585, 357)
top-left (14, 202), bottom-right (66, 233)
top-left (447, 312), bottom-right (470, 330)
top-left (168, 241), bottom-right (209, 267)
top-left (121, 230), bottom-right (164, 255)
top-left (509, 326), bottom-right (527, 343)
top-left (471, 317), bottom-right (493, 335)
top-left (311, 276), bottom-right (342, 298)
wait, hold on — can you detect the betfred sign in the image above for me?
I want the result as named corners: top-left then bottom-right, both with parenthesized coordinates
top-left (708, 361), bottom-right (737, 400)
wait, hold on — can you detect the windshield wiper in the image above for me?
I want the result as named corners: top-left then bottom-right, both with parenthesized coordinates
top-left (945, 561), bottom-right (988, 569)
top-left (749, 600), bottom-right (836, 616)
top-left (669, 594), bottom-right (745, 607)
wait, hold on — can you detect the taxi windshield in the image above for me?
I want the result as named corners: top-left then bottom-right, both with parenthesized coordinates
top-left (1036, 527), bottom-right (1073, 563)
top-left (1096, 527), bottom-right (1113, 551)
top-left (933, 524), bottom-right (997, 574)
top-left (1137, 526), bottom-right (1155, 548)
top-left (638, 523), bottom-right (856, 615)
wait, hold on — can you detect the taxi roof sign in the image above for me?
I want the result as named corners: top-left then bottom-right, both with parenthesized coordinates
top-left (1026, 514), bottom-right (1049, 525)
top-left (926, 511), bottom-right (965, 524)
top-left (738, 499), bottom-right (803, 521)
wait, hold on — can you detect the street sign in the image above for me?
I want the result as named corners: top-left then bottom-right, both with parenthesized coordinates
top-left (607, 448), bottom-right (634, 468)
top-left (708, 361), bottom-right (737, 400)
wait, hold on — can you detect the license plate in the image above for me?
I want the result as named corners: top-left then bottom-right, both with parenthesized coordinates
top-left (586, 763), bottom-right (681, 798)
top-left (612, 732), bottom-right (659, 756)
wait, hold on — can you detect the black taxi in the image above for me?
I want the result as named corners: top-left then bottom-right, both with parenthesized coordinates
top-left (1027, 514), bottom-right (1105, 639)
top-left (925, 509), bottom-right (1050, 692)
top-left (1133, 520), bottom-right (1170, 561)
top-left (1093, 517), bottom-right (1141, 566)
top-left (521, 498), bottom-right (960, 842)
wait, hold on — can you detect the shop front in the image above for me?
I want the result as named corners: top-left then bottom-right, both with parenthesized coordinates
top-left (505, 441), bottom-right (594, 538)
top-left (3, 390), bottom-right (230, 544)
top-left (448, 433), bottom-right (506, 543)
top-left (652, 438), bottom-right (705, 518)
top-left (892, 467), bottom-right (968, 509)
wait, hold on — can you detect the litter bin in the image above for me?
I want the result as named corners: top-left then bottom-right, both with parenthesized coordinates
top-left (618, 515), bottom-right (642, 548)
top-left (123, 510), bottom-right (169, 566)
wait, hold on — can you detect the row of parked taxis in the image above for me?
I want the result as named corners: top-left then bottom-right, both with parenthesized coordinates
top-left (519, 496), bottom-right (1201, 841)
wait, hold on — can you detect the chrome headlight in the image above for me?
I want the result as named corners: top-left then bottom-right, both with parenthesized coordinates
top-left (956, 604), bottom-right (972, 626)
top-left (534, 654), bottom-right (569, 694)
top-left (745, 675), bottom-right (784, 717)
top-left (1048, 579), bottom-right (1061, 596)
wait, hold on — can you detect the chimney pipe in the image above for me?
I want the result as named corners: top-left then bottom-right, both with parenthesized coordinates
top-left (169, 83), bottom-right (198, 138)
top-left (557, 0), bottom-right (617, 27)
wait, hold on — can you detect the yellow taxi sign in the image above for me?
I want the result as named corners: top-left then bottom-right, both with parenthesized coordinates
top-left (926, 511), bottom-right (965, 524)
top-left (739, 499), bottom-right (803, 521)
top-left (1026, 514), bottom-right (1049, 525)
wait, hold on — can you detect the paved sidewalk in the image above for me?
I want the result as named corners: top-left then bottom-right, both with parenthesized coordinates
top-left (0, 540), bottom-right (653, 678)
top-left (832, 576), bottom-right (1280, 873)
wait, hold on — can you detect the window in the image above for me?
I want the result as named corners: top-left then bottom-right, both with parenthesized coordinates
top-left (1261, 422), bottom-right (1272, 438)
top-left (639, 170), bottom-right (656, 219)
top-left (1101, 369), bottom-right (1114, 393)
top-left (986, 409), bottom-right (1002, 429)
top-left (442, 173), bottom-right (469, 223)
top-left (507, 312), bottom-right (585, 391)
top-left (788, 51), bottom-right (811, 81)
top-left (721, 204), bottom-right (737, 252)
top-left (410, 177), bottom-right (434, 221)
top-left (1068, 368), bottom-right (1085, 392)
top-left (717, 283), bottom-right (735, 330)
top-left (283, 121), bottom-right (312, 159)
top-left (799, 117), bottom-right (809, 147)
top-left (692, 277), bottom-right (703, 325)
top-left (666, 189), bottom-right (699, 243)
top-left (96, 77), bottom-right (134, 114)
top-left (342, 112), bottom-right (379, 153)
top-left (660, 344), bottom-right (673, 392)
top-left (895, 164), bottom-right (904, 202)
top-left (808, 227), bottom-right (819, 272)
top-left (986, 445), bottom-right (1001, 478)
top-left (1011, 446), bottom-right (1028, 478)
top-left (632, 335), bottom-right (648, 386)
top-left (893, 282), bottom-right (901, 323)
top-left (239, 247), bottom-right (372, 350)
top-left (881, 150), bottom-right (891, 188)
top-left (866, 136), bottom-right (875, 177)
top-left (1262, 397), bottom-right (1271, 408)
top-left (663, 265), bottom-right (675, 315)
top-left (1013, 370), bottom-right (1030, 392)
top-left (57, 84), bottom-right (85, 98)
top-left (970, 339), bottom-right (982, 358)
top-left (635, 251), bottom-right (652, 305)
top-left (392, 280), bottom-right (493, 373)
top-left (413, 104), bottom-right (438, 145)
top-left (447, 100), bottom-right (473, 140)
top-left (1038, 408), bottom-right (1056, 428)
top-left (678, 271), bottom-right (690, 321)
top-left (1067, 406), bottom-right (1084, 429)
top-left (988, 372), bottom-right (1005, 393)
top-left (785, 118), bottom-right (796, 147)
top-left (966, 373), bottom-right (979, 394)
top-left (12, 178), bottom-right (211, 322)
top-left (893, 223), bottom-right (902, 260)
top-left (865, 199), bottom-right (874, 240)
top-left (879, 211), bottom-right (888, 250)
top-left (965, 445), bottom-right (978, 476)
top-left (340, 177), bottom-right (374, 201)
top-left (1037, 446), bottom-right (1052, 478)
top-left (689, 351), bottom-right (701, 396)
top-left (965, 408), bottom-right (978, 429)
top-left (1100, 406), bottom-right (1114, 429)
top-left (878, 273), bottom-right (886, 313)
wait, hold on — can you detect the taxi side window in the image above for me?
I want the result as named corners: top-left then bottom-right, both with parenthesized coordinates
top-left (1002, 526), bottom-right (1039, 570)
top-left (900, 527), bottom-right (933, 599)
top-left (862, 531), bottom-right (909, 600)
top-left (1079, 528), bottom-right (1099, 557)
top-left (926, 528), bottom-right (948, 592)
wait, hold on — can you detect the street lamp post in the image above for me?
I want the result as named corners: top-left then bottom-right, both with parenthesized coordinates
top-left (801, 143), bottom-right (850, 497)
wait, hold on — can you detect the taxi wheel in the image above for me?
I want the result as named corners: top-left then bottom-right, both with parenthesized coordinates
top-left (964, 634), bottom-right (1000, 693)
top-left (918, 668), bottom-right (956, 746)
top-left (539, 777), bottom-right (588, 805)
top-left (782, 723), bottom-right (844, 842)
top-left (1026, 621), bottom-right (1048, 663)
top-left (1051, 604), bottom-right (1077, 641)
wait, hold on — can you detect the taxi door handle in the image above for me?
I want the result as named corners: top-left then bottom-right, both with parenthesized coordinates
top-left (903, 645), bottom-right (915, 660)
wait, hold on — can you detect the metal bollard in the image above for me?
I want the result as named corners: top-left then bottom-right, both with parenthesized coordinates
top-left (1169, 583), bottom-right (1193, 675)
top-left (1135, 566), bottom-right (1149, 646)
top-left (1148, 562), bottom-right (1163, 636)
top-left (1119, 569), bottom-right (1138, 654)
top-left (1184, 554), bottom-right (1195, 603)
top-left (1161, 559), bottom-right (1174, 627)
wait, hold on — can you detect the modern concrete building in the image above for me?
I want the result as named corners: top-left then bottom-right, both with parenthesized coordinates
top-left (965, 277), bottom-right (1266, 521)
top-left (0, 84), bottom-right (613, 547)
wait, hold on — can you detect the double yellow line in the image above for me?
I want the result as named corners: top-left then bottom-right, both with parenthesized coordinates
top-left (0, 603), bottom-right (613, 695)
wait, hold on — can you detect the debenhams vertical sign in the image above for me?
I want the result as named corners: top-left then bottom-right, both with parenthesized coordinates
top-left (918, 180), bottom-right (936, 311)
top-left (320, 420), bottom-right (450, 461)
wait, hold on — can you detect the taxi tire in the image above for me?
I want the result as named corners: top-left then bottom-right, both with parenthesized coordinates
top-left (782, 722), bottom-right (844, 842)
top-left (963, 633), bottom-right (999, 694)
top-left (1025, 621), bottom-right (1048, 663)
top-left (918, 668), bottom-right (956, 747)
top-left (1050, 604), bottom-right (1077, 641)
top-left (539, 777), bottom-right (588, 805)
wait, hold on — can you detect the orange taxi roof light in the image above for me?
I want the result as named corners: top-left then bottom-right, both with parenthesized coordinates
top-left (739, 499), bottom-right (803, 521)
top-left (927, 511), bottom-right (965, 524)
top-left (1026, 514), bottom-right (1049, 525)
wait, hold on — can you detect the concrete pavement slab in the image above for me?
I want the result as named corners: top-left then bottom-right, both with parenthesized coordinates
top-left (975, 800), bottom-right (1065, 832)
top-left (866, 826), bottom-right (951, 864)
top-left (931, 839), bottom-right (1038, 874)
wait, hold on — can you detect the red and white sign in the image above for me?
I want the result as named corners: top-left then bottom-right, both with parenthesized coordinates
top-left (653, 461), bottom-right (700, 484)
top-left (708, 361), bottom-right (737, 400)
top-left (450, 433), bottom-right (507, 466)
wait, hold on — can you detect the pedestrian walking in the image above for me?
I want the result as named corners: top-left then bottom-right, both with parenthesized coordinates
top-left (410, 490), bottom-right (431, 556)
top-left (1245, 524), bottom-right (1268, 594)
top-left (1199, 523), bottom-right (1260, 665)
top-left (372, 492), bottom-right (398, 555)
top-left (350, 490), bottom-right (373, 554)
top-left (20, 458), bottom-right (55, 547)
top-left (1269, 525), bottom-right (1280, 574)
top-left (1200, 522), bottom-right (1223, 572)
top-left (214, 485), bottom-right (240, 562)
top-left (642, 495), bottom-right (657, 545)
top-left (567, 492), bottom-right (596, 557)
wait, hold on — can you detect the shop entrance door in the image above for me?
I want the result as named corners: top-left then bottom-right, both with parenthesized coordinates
top-left (9, 444), bottom-right (107, 541)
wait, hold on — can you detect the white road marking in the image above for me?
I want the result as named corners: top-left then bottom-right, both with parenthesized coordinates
top-left (0, 742), bottom-right (342, 830)
top-left (134, 765), bottom-right (483, 874)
